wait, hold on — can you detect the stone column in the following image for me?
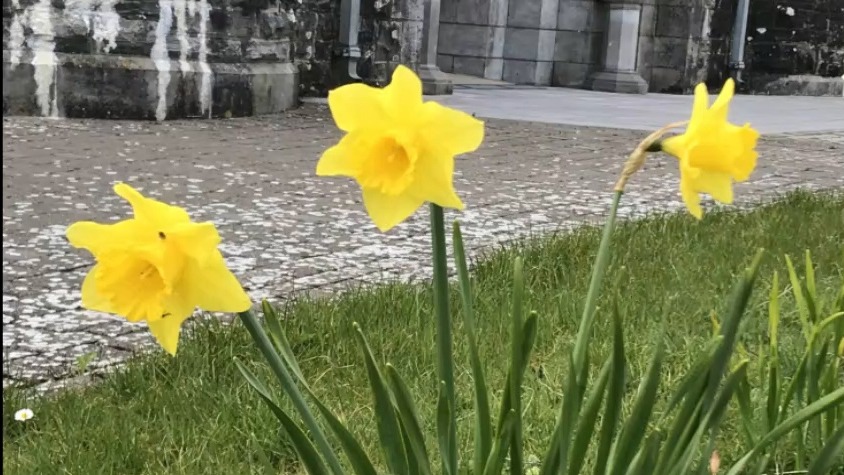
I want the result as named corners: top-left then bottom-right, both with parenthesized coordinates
top-left (418, 0), bottom-right (454, 95)
top-left (587, 2), bottom-right (649, 94)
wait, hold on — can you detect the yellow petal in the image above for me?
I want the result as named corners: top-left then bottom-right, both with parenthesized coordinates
top-left (410, 152), bottom-right (464, 210)
top-left (689, 83), bottom-right (710, 128)
top-left (710, 79), bottom-right (734, 121)
top-left (362, 188), bottom-right (425, 232)
top-left (420, 101), bottom-right (485, 157)
top-left (731, 125), bottom-right (760, 181)
top-left (114, 183), bottom-right (191, 227)
top-left (168, 221), bottom-right (222, 267)
top-left (66, 220), bottom-right (142, 255)
top-left (147, 312), bottom-right (190, 356)
top-left (385, 65), bottom-right (423, 116)
top-left (661, 134), bottom-right (688, 160)
top-left (180, 250), bottom-right (252, 312)
top-left (692, 169), bottom-right (734, 204)
top-left (315, 134), bottom-right (368, 177)
top-left (680, 176), bottom-right (703, 219)
top-left (328, 83), bottom-right (386, 132)
top-left (80, 265), bottom-right (117, 313)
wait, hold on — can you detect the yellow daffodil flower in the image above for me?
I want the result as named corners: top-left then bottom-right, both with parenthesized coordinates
top-left (316, 65), bottom-right (485, 232)
top-left (66, 183), bottom-right (251, 355)
top-left (662, 79), bottom-right (760, 219)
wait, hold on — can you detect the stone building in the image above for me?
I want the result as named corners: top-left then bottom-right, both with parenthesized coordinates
top-left (3, 0), bottom-right (842, 120)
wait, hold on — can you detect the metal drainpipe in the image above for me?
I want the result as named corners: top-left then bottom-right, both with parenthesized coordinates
top-left (335, 0), bottom-right (362, 83)
top-left (729, 0), bottom-right (751, 83)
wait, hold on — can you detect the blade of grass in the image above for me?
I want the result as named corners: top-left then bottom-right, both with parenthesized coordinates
top-left (386, 364), bottom-right (433, 475)
top-left (352, 322), bottom-right (409, 475)
top-left (607, 337), bottom-right (664, 475)
top-left (453, 221), bottom-right (492, 475)
top-left (806, 422), bottom-right (844, 475)
top-left (592, 302), bottom-right (627, 475)
top-left (237, 310), bottom-right (344, 475)
top-left (509, 257), bottom-right (526, 475)
top-left (236, 361), bottom-right (330, 475)
top-left (430, 204), bottom-right (457, 475)
top-left (726, 387), bottom-right (844, 475)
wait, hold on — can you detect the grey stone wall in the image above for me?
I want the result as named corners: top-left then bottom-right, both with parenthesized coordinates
top-left (707, 0), bottom-right (844, 94)
top-left (3, 0), bottom-right (299, 118)
top-left (436, 0), bottom-right (715, 92)
top-left (292, 0), bottom-right (430, 95)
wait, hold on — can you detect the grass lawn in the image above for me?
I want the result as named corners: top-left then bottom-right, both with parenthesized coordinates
top-left (3, 190), bottom-right (843, 474)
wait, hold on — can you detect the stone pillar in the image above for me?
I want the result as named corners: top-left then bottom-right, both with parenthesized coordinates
top-left (587, 2), bottom-right (649, 94)
top-left (418, 0), bottom-right (454, 95)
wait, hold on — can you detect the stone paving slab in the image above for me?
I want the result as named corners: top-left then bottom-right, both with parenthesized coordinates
top-left (3, 103), bottom-right (844, 390)
top-left (436, 86), bottom-right (844, 134)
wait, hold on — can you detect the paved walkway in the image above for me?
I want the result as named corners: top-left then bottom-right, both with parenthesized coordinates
top-left (437, 85), bottom-right (844, 134)
top-left (3, 94), bottom-right (844, 390)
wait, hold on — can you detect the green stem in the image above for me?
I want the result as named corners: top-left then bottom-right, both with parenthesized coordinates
top-left (430, 204), bottom-right (458, 475)
top-left (237, 310), bottom-right (345, 475)
top-left (572, 191), bottom-right (622, 380)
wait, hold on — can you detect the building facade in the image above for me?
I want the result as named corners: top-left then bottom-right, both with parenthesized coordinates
top-left (3, 0), bottom-right (842, 120)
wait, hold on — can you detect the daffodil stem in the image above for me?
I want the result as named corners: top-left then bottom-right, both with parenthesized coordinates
top-left (572, 191), bottom-right (622, 381)
top-left (430, 203), bottom-right (458, 475)
top-left (237, 310), bottom-right (345, 475)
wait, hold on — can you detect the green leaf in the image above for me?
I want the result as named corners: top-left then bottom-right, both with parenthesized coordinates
top-left (662, 337), bottom-right (722, 415)
top-left (766, 271), bottom-right (781, 431)
top-left (235, 360), bottom-right (330, 475)
top-left (624, 431), bottom-right (662, 475)
top-left (726, 387), bottom-right (844, 475)
top-left (436, 381), bottom-right (454, 475)
top-left (262, 300), bottom-right (307, 385)
top-left (540, 355), bottom-right (581, 475)
top-left (567, 356), bottom-right (612, 475)
top-left (705, 250), bottom-right (764, 415)
top-left (592, 304), bottom-right (627, 475)
top-left (805, 250), bottom-right (819, 322)
top-left (453, 221), bottom-right (492, 475)
top-left (785, 254), bottom-right (812, 339)
top-left (352, 322), bottom-right (409, 475)
top-left (509, 257), bottom-right (526, 475)
top-left (807, 422), bottom-right (844, 475)
top-left (304, 388), bottom-right (380, 475)
top-left (573, 191), bottom-right (622, 374)
top-left (386, 364), bottom-right (433, 475)
top-left (237, 310), bottom-right (345, 475)
top-left (484, 410), bottom-right (517, 475)
top-left (669, 361), bottom-right (749, 475)
top-left (430, 204), bottom-right (457, 475)
top-left (608, 337), bottom-right (664, 475)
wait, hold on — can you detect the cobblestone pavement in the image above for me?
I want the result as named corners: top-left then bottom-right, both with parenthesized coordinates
top-left (3, 103), bottom-right (843, 391)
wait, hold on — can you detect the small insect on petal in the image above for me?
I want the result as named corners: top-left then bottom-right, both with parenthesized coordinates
top-left (14, 408), bottom-right (35, 422)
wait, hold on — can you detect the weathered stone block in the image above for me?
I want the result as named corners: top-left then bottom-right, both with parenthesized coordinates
top-left (455, 0), bottom-right (491, 25)
top-left (438, 22), bottom-right (492, 57)
top-left (503, 27), bottom-right (539, 60)
top-left (655, 5), bottom-right (689, 38)
top-left (553, 29), bottom-right (590, 63)
top-left (652, 36), bottom-right (688, 69)
top-left (502, 58), bottom-right (537, 83)
top-left (437, 53), bottom-right (453, 72)
top-left (551, 60), bottom-right (589, 86)
top-left (507, 0), bottom-right (542, 28)
top-left (556, 0), bottom-right (592, 32)
top-left (3, 0), bottom-right (301, 118)
top-left (453, 55), bottom-right (486, 76)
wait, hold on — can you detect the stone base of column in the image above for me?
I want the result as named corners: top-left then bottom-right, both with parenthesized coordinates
top-left (587, 71), bottom-right (649, 94)
top-left (417, 64), bottom-right (454, 96)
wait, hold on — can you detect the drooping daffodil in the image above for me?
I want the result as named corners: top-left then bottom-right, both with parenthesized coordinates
top-left (66, 183), bottom-right (251, 355)
top-left (316, 65), bottom-right (485, 232)
top-left (662, 79), bottom-right (760, 219)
